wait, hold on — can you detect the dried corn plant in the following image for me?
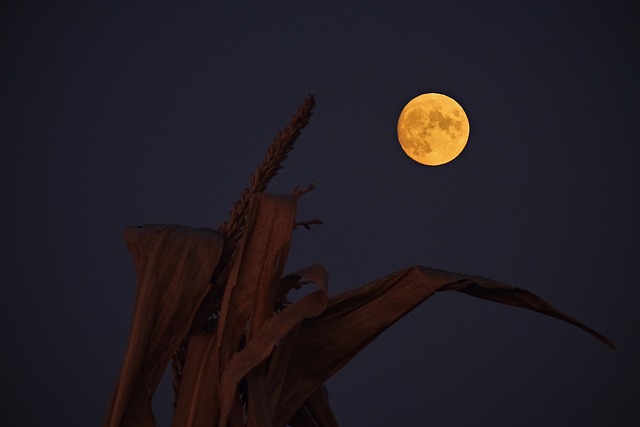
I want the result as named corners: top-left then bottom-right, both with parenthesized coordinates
top-left (104, 95), bottom-right (615, 427)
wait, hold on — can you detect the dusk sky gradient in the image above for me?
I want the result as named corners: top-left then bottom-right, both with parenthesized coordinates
top-left (2, 1), bottom-right (639, 426)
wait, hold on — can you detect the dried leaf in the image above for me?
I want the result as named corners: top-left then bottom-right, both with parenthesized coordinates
top-left (439, 275), bottom-right (615, 348)
top-left (273, 266), bottom-right (614, 426)
top-left (215, 193), bottom-right (298, 374)
top-left (105, 225), bottom-right (224, 427)
top-left (171, 334), bottom-right (221, 426)
top-left (218, 265), bottom-right (329, 426)
top-left (215, 193), bottom-right (326, 426)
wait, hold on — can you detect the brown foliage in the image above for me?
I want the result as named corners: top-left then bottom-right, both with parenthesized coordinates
top-left (105, 97), bottom-right (614, 427)
top-left (104, 225), bottom-right (224, 427)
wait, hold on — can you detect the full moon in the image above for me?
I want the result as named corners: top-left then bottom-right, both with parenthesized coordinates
top-left (397, 93), bottom-right (470, 166)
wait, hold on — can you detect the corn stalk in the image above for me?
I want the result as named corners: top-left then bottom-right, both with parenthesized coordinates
top-left (105, 96), bottom-right (614, 427)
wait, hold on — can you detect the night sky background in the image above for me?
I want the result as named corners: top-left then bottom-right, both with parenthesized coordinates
top-left (2, 1), bottom-right (638, 426)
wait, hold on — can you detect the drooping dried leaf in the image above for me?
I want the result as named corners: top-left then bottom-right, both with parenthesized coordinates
top-left (105, 225), bottom-right (224, 427)
top-left (438, 276), bottom-right (615, 348)
top-left (273, 266), bottom-right (614, 426)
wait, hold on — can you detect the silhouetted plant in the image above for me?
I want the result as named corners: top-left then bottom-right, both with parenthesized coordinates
top-left (105, 95), bottom-right (614, 427)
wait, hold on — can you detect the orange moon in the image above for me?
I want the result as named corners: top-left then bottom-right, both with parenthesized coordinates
top-left (397, 93), bottom-right (470, 166)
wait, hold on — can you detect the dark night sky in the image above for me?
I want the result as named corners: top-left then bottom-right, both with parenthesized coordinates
top-left (2, 1), bottom-right (639, 426)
